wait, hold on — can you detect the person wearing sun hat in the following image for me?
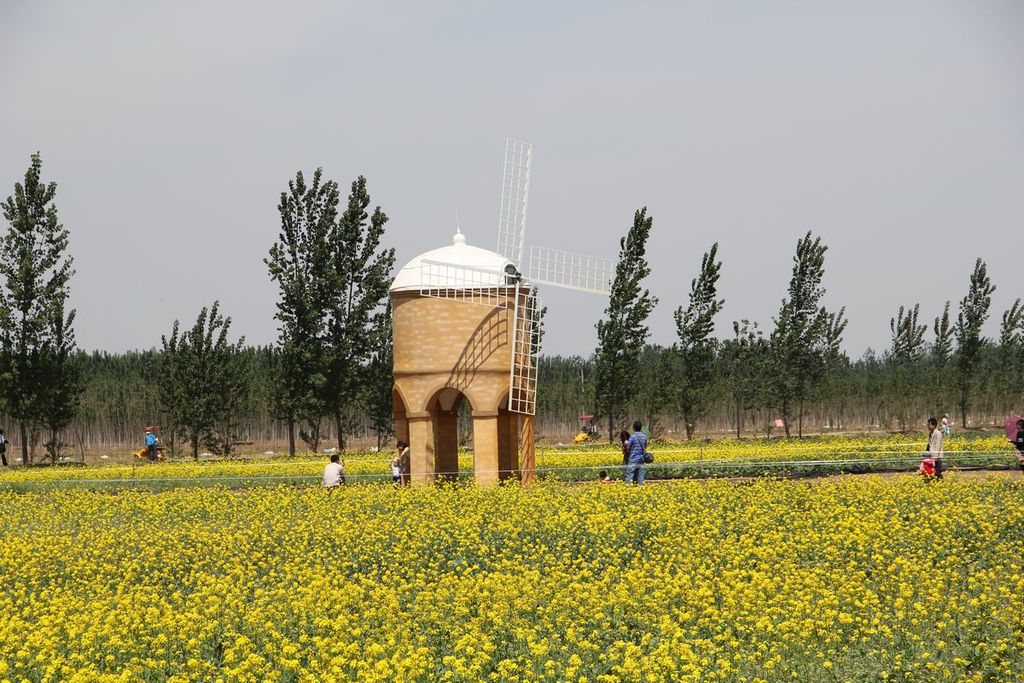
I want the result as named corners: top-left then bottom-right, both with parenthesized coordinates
top-left (144, 427), bottom-right (159, 462)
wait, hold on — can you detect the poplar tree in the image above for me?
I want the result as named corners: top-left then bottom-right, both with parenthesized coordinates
top-left (673, 243), bottom-right (724, 439)
top-left (767, 231), bottom-right (846, 437)
top-left (954, 258), bottom-right (994, 429)
top-left (40, 298), bottom-right (82, 461)
top-left (888, 304), bottom-right (926, 431)
top-left (0, 153), bottom-right (80, 464)
top-left (996, 299), bottom-right (1022, 413)
top-left (266, 169), bottom-right (337, 455)
top-left (720, 320), bottom-right (769, 438)
top-left (362, 303), bottom-right (395, 451)
top-left (324, 176), bottom-right (395, 450)
top-left (160, 302), bottom-right (247, 460)
top-left (929, 300), bottom-right (954, 414)
top-left (932, 301), bottom-right (953, 365)
top-left (593, 208), bottom-right (657, 442)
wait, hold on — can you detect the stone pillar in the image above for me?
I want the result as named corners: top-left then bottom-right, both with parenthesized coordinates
top-left (498, 410), bottom-right (519, 481)
top-left (472, 411), bottom-right (500, 487)
top-left (407, 412), bottom-right (436, 484)
top-left (435, 410), bottom-right (459, 482)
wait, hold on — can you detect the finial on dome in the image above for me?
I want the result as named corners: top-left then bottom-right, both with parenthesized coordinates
top-left (453, 211), bottom-right (466, 245)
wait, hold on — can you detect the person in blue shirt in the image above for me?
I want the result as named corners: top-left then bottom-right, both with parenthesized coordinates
top-left (623, 420), bottom-right (648, 485)
top-left (145, 429), bottom-right (159, 461)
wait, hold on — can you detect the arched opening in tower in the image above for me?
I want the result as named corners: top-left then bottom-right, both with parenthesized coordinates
top-left (427, 387), bottom-right (472, 482)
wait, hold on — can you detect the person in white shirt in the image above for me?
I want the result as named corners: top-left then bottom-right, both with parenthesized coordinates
top-left (323, 454), bottom-right (344, 489)
top-left (926, 417), bottom-right (944, 479)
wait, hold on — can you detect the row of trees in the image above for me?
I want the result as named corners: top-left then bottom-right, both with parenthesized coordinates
top-left (0, 156), bottom-right (396, 462)
top-left (2, 155), bottom-right (1020, 460)
top-left (590, 211), bottom-right (1022, 441)
top-left (156, 170), bottom-right (397, 459)
top-left (11, 320), bottom-right (1020, 458)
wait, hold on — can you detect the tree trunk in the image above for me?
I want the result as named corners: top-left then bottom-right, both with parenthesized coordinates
top-left (335, 412), bottom-right (344, 452)
top-left (20, 421), bottom-right (28, 466)
top-left (287, 416), bottom-right (296, 456)
top-left (735, 398), bottom-right (742, 439)
top-left (798, 397), bottom-right (804, 439)
top-left (607, 414), bottom-right (614, 444)
top-left (192, 434), bottom-right (199, 462)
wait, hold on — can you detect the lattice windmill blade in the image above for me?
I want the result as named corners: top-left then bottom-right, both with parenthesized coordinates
top-left (507, 286), bottom-right (542, 415)
top-left (419, 259), bottom-right (515, 308)
top-left (527, 245), bottom-right (615, 295)
top-left (495, 139), bottom-right (532, 266)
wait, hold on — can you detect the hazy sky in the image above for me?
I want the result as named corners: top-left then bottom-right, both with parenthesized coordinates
top-left (1, 1), bottom-right (1022, 357)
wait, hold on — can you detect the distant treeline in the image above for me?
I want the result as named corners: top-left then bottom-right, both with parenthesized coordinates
top-left (4, 336), bottom-right (1017, 457)
top-left (15, 347), bottom-right (385, 456)
top-left (538, 342), bottom-right (1023, 440)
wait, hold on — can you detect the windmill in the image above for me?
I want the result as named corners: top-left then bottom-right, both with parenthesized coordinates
top-left (413, 138), bottom-right (615, 481)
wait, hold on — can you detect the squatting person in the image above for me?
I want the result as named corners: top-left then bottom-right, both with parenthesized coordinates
top-left (323, 453), bottom-right (344, 490)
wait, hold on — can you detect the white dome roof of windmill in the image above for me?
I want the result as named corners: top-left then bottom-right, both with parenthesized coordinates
top-left (390, 230), bottom-right (514, 292)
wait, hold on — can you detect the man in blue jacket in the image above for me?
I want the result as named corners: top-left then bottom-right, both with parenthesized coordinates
top-left (145, 429), bottom-right (159, 461)
top-left (624, 420), bottom-right (648, 485)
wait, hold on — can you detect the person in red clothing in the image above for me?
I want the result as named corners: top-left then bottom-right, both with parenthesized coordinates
top-left (918, 458), bottom-right (936, 480)
top-left (1012, 418), bottom-right (1024, 473)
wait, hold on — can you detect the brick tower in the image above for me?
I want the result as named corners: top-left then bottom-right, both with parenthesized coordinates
top-left (389, 230), bottom-right (525, 486)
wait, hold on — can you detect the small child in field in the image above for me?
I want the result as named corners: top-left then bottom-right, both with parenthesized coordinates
top-left (598, 470), bottom-right (613, 484)
top-left (918, 458), bottom-right (936, 480)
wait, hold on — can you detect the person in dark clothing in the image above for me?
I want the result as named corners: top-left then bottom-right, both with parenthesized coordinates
top-left (1013, 418), bottom-right (1024, 473)
top-left (0, 429), bottom-right (7, 467)
top-left (619, 430), bottom-right (630, 467)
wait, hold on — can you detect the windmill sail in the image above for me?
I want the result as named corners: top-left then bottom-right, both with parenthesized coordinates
top-left (496, 139), bottom-right (532, 266)
top-left (528, 246), bottom-right (614, 295)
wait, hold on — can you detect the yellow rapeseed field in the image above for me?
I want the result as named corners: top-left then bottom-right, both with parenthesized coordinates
top-left (1, 476), bottom-right (1023, 682)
